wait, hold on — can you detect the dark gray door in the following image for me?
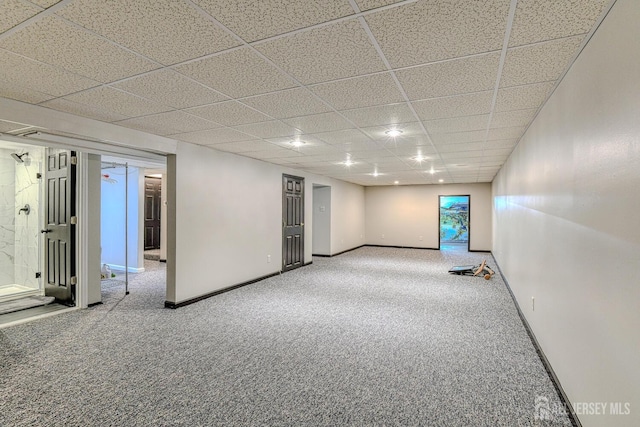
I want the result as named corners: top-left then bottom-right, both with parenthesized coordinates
top-left (43, 149), bottom-right (76, 304)
top-left (282, 175), bottom-right (304, 271)
top-left (144, 176), bottom-right (161, 250)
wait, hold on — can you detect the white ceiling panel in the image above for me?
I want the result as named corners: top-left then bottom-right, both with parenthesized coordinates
top-left (361, 122), bottom-right (425, 141)
top-left (0, 49), bottom-right (99, 97)
top-left (31, 0), bottom-right (60, 7)
top-left (114, 111), bottom-right (220, 136)
top-left (113, 70), bottom-right (228, 109)
top-left (495, 82), bottom-right (555, 112)
top-left (311, 129), bottom-right (372, 145)
top-left (355, 0), bottom-right (404, 12)
top-left (232, 120), bottom-right (300, 140)
top-left (243, 148), bottom-right (301, 160)
top-left (509, 0), bottom-right (609, 47)
top-left (193, 0), bottom-right (354, 42)
top-left (310, 72), bottom-right (405, 110)
top-left (284, 112), bottom-right (353, 134)
top-left (63, 87), bottom-right (172, 118)
top-left (40, 98), bottom-right (128, 122)
top-left (500, 36), bottom-right (584, 87)
top-left (340, 103), bottom-right (415, 128)
top-left (366, 0), bottom-right (509, 68)
top-left (187, 101), bottom-right (271, 126)
top-left (396, 53), bottom-right (500, 100)
top-left (0, 16), bottom-right (159, 83)
top-left (412, 91), bottom-right (493, 121)
top-left (255, 19), bottom-right (387, 84)
top-left (174, 48), bottom-right (296, 98)
top-left (431, 130), bottom-right (485, 145)
top-left (206, 139), bottom-right (281, 153)
top-left (490, 109), bottom-right (537, 129)
top-left (0, 80), bottom-right (54, 104)
top-left (425, 114), bottom-right (489, 134)
top-left (241, 88), bottom-right (331, 119)
top-left (173, 128), bottom-right (256, 146)
top-left (57, 0), bottom-right (241, 65)
top-left (0, 0), bottom-right (40, 33)
top-left (487, 126), bottom-right (526, 141)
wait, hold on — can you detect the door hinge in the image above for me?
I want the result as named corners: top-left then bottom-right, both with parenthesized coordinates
top-left (70, 276), bottom-right (77, 285)
top-left (70, 156), bottom-right (78, 165)
top-left (35, 272), bottom-right (41, 279)
top-left (70, 216), bottom-right (78, 225)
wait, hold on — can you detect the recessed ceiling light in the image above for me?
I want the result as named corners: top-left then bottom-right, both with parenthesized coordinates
top-left (438, 179), bottom-right (444, 183)
top-left (385, 129), bottom-right (403, 137)
top-left (372, 171), bottom-right (380, 177)
top-left (411, 154), bottom-right (426, 163)
top-left (289, 140), bottom-right (306, 147)
top-left (343, 159), bottom-right (354, 167)
top-left (429, 168), bottom-right (435, 175)
top-left (394, 180), bottom-right (399, 185)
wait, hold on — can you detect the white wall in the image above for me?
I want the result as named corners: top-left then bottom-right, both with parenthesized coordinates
top-left (100, 166), bottom-right (144, 272)
top-left (86, 154), bottom-right (102, 305)
top-left (167, 141), bottom-right (365, 304)
top-left (312, 186), bottom-right (331, 255)
top-left (0, 149), bottom-right (15, 286)
top-left (492, 0), bottom-right (640, 425)
top-left (365, 183), bottom-right (492, 251)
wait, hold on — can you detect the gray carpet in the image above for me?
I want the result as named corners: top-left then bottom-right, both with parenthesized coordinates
top-left (0, 295), bottom-right (55, 315)
top-left (0, 248), bottom-right (572, 426)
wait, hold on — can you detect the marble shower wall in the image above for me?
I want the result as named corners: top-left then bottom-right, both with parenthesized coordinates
top-left (14, 148), bottom-right (42, 290)
top-left (0, 149), bottom-right (15, 286)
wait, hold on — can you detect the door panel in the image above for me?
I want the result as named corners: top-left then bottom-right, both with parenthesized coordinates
top-left (44, 149), bottom-right (76, 304)
top-left (144, 177), bottom-right (161, 250)
top-left (282, 175), bottom-right (304, 271)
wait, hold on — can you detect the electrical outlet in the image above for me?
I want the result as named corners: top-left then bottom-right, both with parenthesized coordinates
top-left (267, 255), bottom-right (271, 263)
top-left (532, 297), bottom-right (535, 311)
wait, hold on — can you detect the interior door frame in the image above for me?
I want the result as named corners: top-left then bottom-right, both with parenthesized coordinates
top-left (282, 174), bottom-right (305, 272)
top-left (438, 194), bottom-right (470, 251)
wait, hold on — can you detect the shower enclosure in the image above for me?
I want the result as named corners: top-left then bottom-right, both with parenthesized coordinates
top-left (0, 143), bottom-right (43, 302)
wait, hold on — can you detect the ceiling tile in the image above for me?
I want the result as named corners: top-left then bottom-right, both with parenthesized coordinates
top-left (500, 36), bottom-right (583, 87)
top-left (193, 0), bottom-right (354, 42)
top-left (412, 91), bottom-right (493, 120)
top-left (0, 80), bottom-right (54, 104)
top-left (241, 88), bottom-right (331, 119)
top-left (243, 149), bottom-right (298, 160)
top-left (187, 101), bottom-right (271, 126)
top-left (232, 120), bottom-right (300, 139)
top-left (425, 114), bottom-right (489, 134)
top-left (0, 49), bottom-right (99, 97)
top-left (266, 134), bottom-right (329, 149)
top-left (255, 19), bottom-right (386, 84)
top-left (436, 142), bottom-right (486, 152)
top-left (173, 128), bottom-right (255, 145)
top-left (207, 139), bottom-right (281, 153)
top-left (113, 70), bottom-right (228, 109)
top-left (440, 150), bottom-right (485, 159)
top-left (284, 112), bottom-right (353, 134)
top-left (63, 87), bottom-right (172, 118)
top-left (31, 0), bottom-right (59, 7)
top-left (487, 126), bottom-right (525, 141)
top-left (0, 119), bottom-right (33, 133)
top-left (174, 47), bottom-right (295, 98)
top-left (361, 121), bottom-right (425, 141)
top-left (40, 98), bottom-right (129, 122)
top-left (432, 130), bottom-right (485, 145)
top-left (310, 73), bottom-right (405, 110)
top-left (57, 0), bottom-right (240, 65)
top-left (0, 16), bottom-right (159, 83)
top-left (490, 109), bottom-right (537, 129)
top-left (495, 82), bottom-right (555, 112)
top-left (365, 0), bottom-right (509, 68)
top-left (114, 111), bottom-right (220, 136)
top-left (396, 53), bottom-right (500, 100)
top-left (355, 0), bottom-right (404, 11)
top-left (311, 129), bottom-right (372, 145)
top-left (509, 0), bottom-right (609, 47)
top-left (0, 0), bottom-right (40, 33)
top-left (340, 103), bottom-right (415, 128)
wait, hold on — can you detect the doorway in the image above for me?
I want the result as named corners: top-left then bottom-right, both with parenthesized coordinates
top-left (144, 176), bottom-right (161, 251)
top-left (439, 195), bottom-right (470, 251)
top-left (282, 174), bottom-right (304, 271)
top-left (312, 184), bottom-right (331, 256)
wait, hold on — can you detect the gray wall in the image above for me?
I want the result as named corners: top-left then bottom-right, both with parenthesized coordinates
top-left (167, 141), bottom-right (365, 304)
top-left (312, 186), bottom-right (331, 256)
top-left (492, 0), bottom-right (640, 425)
top-left (365, 183), bottom-right (492, 251)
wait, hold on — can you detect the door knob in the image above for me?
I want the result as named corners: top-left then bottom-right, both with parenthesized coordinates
top-left (40, 229), bottom-right (52, 233)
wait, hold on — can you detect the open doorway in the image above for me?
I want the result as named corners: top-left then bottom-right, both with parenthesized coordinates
top-left (439, 195), bottom-right (470, 251)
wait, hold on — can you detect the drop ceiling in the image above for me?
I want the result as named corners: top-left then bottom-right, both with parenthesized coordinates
top-left (0, 0), bottom-right (612, 185)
